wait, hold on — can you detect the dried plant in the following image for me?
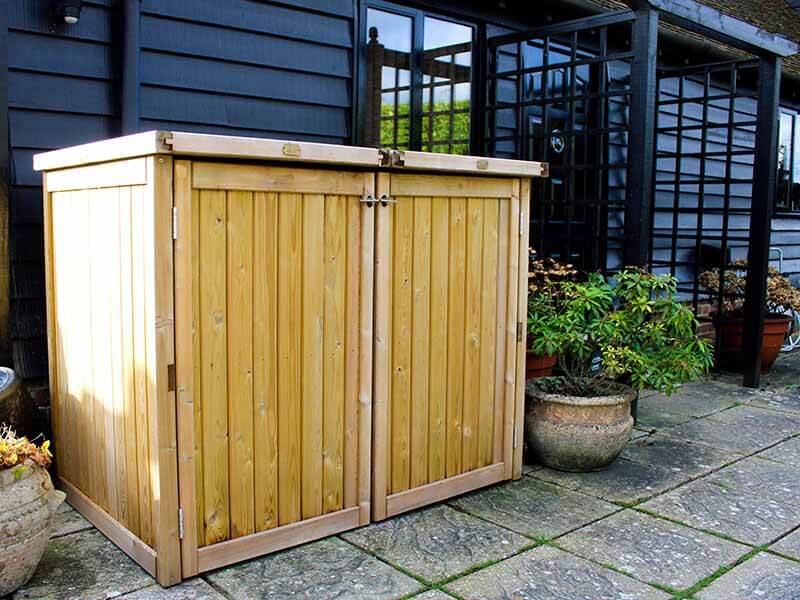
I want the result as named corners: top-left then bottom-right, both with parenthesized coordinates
top-left (0, 426), bottom-right (52, 479)
top-left (699, 258), bottom-right (800, 317)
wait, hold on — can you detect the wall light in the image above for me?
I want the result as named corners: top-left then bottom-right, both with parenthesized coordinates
top-left (53, 0), bottom-right (82, 25)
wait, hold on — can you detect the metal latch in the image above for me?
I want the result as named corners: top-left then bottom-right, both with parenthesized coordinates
top-left (360, 194), bottom-right (396, 207)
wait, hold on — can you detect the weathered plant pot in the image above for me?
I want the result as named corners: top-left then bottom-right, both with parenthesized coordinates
top-left (526, 352), bottom-right (557, 379)
top-left (717, 314), bottom-right (791, 374)
top-left (0, 462), bottom-right (65, 596)
top-left (525, 378), bottom-right (635, 472)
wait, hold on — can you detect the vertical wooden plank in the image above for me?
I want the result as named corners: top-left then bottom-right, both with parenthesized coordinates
top-left (428, 198), bottom-right (449, 483)
top-left (503, 182), bottom-right (521, 480)
top-left (479, 200), bottom-right (499, 468)
top-left (191, 189), bottom-right (204, 544)
top-left (371, 173), bottom-right (391, 521)
top-left (278, 192), bottom-right (302, 525)
top-left (446, 197), bottom-right (466, 478)
top-left (227, 190), bottom-right (255, 539)
top-left (50, 192), bottom-right (69, 485)
top-left (358, 173), bottom-right (375, 524)
top-left (462, 198), bottom-right (484, 474)
top-left (199, 189), bottom-right (230, 545)
top-left (302, 193), bottom-right (324, 520)
top-left (390, 195), bottom-right (412, 494)
top-left (323, 195), bottom-right (346, 514)
top-left (410, 196), bottom-right (431, 489)
top-left (148, 156), bottom-right (181, 586)
top-left (173, 161), bottom-right (197, 575)
top-left (42, 175), bottom-right (60, 480)
top-left (254, 192), bottom-right (279, 532)
top-left (343, 194), bottom-right (360, 511)
top-left (513, 179), bottom-right (531, 480)
top-left (131, 185), bottom-right (153, 546)
top-left (493, 199), bottom-right (509, 466)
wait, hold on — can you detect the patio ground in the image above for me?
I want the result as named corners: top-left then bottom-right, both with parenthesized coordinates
top-left (13, 351), bottom-right (800, 599)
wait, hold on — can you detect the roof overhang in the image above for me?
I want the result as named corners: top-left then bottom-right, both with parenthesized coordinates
top-left (630, 0), bottom-right (798, 57)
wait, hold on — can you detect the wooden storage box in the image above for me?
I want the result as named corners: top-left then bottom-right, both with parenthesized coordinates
top-left (34, 132), bottom-right (544, 585)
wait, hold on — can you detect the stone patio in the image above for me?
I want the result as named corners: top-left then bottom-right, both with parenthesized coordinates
top-left (13, 351), bottom-right (800, 599)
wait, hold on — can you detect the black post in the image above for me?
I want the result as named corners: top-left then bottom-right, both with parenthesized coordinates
top-left (742, 55), bottom-right (782, 388)
top-left (121, 0), bottom-right (141, 134)
top-left (623, 7), bottom-right (659, 267)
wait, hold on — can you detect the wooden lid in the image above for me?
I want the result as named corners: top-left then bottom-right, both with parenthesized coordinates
top-left (33, 131), bottom-right (547, 178)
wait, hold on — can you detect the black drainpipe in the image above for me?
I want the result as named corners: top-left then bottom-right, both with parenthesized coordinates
top-left (121, 0), bottom-right (140, 134)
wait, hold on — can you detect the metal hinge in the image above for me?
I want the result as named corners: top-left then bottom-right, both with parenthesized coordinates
top-left (513, 427), bottom-right (519, 449)
top-left (519, 210), bottom-right (525, 236)
top-left (516, 321), bottom-right (523, 343)
top-left (172, 207), bottom-right (178, 240)
top-left (178, 507), bottom-right (185, 539)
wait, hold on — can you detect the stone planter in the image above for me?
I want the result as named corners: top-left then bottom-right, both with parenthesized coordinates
top-left (525, 377), bottom-right (635, 472)
top-left (0, 462), bottom-right (65, 596)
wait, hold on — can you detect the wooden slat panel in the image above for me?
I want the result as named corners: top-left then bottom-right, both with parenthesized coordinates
top-left (513, 180), bottom-right (531, 480)
top-left (410, 197), bottom-right (431, 489)
top-left (301, 193), bottom-right (324, 520)
top-left (253, 192), bottom-right (279, 532)
top-left (428, 199), bottom-right (449, 484)
top-left (479, 200), bottom-right (500, 468)
top-left (446, 197), bottom-right (466, 479)
top-left (493, 200), bottom-right (509, 466)
top-left (391, 174), bottom-right (515, 199)
top-left (199, 189), bottom-right (230, 545)
top-left (227, 191), bottom-right (255, 539)
top-left (193, 162), bottom-right (366, 196)
top-left (462, 198), bottom-right (484, 474)
top-left (131, 186), bottom-right (153, 546)
top-left (390, 196), bottom-right (412, 494)
top-left (323, 195), bottom-right (346, 514)
top-left (191, 189), bottom-right (204, 545)
top-left (277, 192), bottom-right (302, 526)
top-left (343, 195), bottom-right (360, 511)
top-left (46, 158), bottom-right (148, 192)
top-left (503, 184), bottom-right (521, 480)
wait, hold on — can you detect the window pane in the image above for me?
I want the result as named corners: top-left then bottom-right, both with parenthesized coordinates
top-left (422, 17), bottom-right (472, 154)
top-left (366, 9), bottom-right (412, 148)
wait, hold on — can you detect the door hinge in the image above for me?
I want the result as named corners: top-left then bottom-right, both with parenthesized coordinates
top-left (172, 206), bottom-right (179, 240)
top-left (178, 507), bottom-right (185, 539)
top-left (516, 321), bottom-right (523, 343)
top-left (513, 427), bottom-right (519, 449)
top-left (519, 210), bottom-right (525, 236)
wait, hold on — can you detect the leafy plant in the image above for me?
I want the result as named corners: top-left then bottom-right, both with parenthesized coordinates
top-left (526, 256), bottom-right (580, 357)
top-left (699, 258), bottom-right (800, 317)
top-left (529, 267), bottom-right (714, 395)
top-left (0, 426), bottom-right (52, 480)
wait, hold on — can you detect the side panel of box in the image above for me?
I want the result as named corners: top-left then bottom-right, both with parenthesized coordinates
top-left (43, 156), bottom-right (181, 585)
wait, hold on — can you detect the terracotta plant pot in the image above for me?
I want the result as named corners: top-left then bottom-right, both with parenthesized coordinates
top-left (526, 353), bottom-right (557, 380)
top-left (0, 462), bottom-right (65, 596)
top-left (525, 377), bottom-right (635, 472)
top-left (717, 314), bottom-right (791, 374)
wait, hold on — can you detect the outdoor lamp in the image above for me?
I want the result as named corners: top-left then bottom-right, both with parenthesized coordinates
top-left (53, 0), bottom-right (82, 25)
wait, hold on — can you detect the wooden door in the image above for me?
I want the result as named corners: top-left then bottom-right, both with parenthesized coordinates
top-left (173, 161), bottom-right (374, 576)
top-left (372, 172), bottom-right (530, 520)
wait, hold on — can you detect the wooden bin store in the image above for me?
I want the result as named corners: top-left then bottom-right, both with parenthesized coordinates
top-left (34, 131), bottom-right (544, 585)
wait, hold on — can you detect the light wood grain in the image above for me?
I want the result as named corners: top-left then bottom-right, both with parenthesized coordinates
top-left (513, 179), bottom-right (531, 480)
top-left (193, 163), bottom-right (367, 196)
top-left (479, 200), bottom-right (500, 468)
top-left (503, 183), bottom-right (521, 480)
top-left (46, 158), bottom-right (147, 192)
top-left (446, 197), bottom-right (466, 478)
top-left (391, 174), bottom-right (515, 199)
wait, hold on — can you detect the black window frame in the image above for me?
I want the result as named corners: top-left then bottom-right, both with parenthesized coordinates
top-left (356, 0), bottom-right (481, 154)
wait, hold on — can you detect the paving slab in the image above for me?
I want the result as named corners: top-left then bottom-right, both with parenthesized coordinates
top-left (640, 384), bottom-right (738, 417)
top-left (12, 529), bottom-right (154, 600)
top-left (709, 457), bottom-right (800, 507)
top-left (531, 458), bottom-right (691, 504)
top-left (621, 435), bottom-right (734, 478)
top-left (641, 479), bottom-right (800, 545)
top-left (449, 477), bottom-right (618, 539)
top-left (445, 545), bottom-right (669, 600)
top-left (206, 537), bottom-right (422, 599)
top-left (771, 528), bottom-right (800, 560)
top-left (757, 436), bottom-right (800, 468)
top-left (660, 405), bottom-right (800, 453)
top-left (738, 389), bottom-right (800, 414)
top-left (696, 552), bottom-right (800, 600)
top-left (412, 591), bottom-right (454, 599)
top-left (341, 505), bottom-right (529, 583)
top-left (51, 501), bottom-right (93, 538)
top-left (118, 579), bottom-right (226, 599)
top-left (556, 510), bottom-right (750, 591)
top-left (634, 405), bottom-right (695, 430)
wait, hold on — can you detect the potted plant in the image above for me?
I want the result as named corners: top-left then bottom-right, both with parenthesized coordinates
top-left (0, 426), bottom-right (64, 596)
top-left (526, 268), bottom-right (713, 472)
top-left (700, 259), bottom-right (800, 374)
top-left (526, 257), bottom-right (578, 379)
